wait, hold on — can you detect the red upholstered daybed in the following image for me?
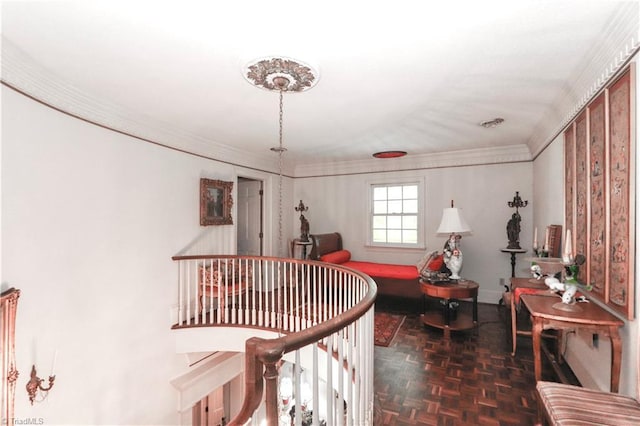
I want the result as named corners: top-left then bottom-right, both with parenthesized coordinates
top-left (309, 232), bottom-right (423, 301)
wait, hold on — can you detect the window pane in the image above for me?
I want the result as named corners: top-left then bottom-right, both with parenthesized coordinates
top-left (370, 182), bottom-right (422, 247)
top-left (372, 229), bottom-right (387, 242)
top-left (373, 187), bottom-right (387, 200)
top-left (388, 200), bottom-right (402, 213)
top-left (388, 216), bottom-right (401, 229)
top-left (387, 186), bottom-right (402, 199)
top-left (387, 229), bottom-right (402, 243)
top-left (373, 216), bottom-right (387, 228)
top-left (403, 185), bottom-right (418, 199)
top-left (403, 215), bottom-right (417, 230)
top-left (373, 200), bottom-right (387, 214)
top-left (403, 199), bottom-right (418, 213)
top-left (403, 230), bottom-right (418, 243)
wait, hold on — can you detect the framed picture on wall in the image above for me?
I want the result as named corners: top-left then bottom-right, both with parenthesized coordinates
top-left (200, 178), bottom-right (233, 226)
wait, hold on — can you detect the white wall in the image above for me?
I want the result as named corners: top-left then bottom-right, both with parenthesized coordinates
top-left (0, 86), bottom-right (288, 424)
top-left (294, 162), bottom-right (534, 304)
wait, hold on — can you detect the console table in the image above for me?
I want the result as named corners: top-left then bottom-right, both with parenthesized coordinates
top-left (420, 279), bottom-right (479, 339)
top-left (521, 294), bottom-right (624, 392)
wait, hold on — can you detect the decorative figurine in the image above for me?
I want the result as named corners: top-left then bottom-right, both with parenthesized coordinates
top-left (506, 213), bottom-right (521, 249)
top-left (506, 191), bottom-right (528, 249)
top-left (529, 234), bottom-right (591, 311)
top-left (295, 200), bottom-right (310, 242)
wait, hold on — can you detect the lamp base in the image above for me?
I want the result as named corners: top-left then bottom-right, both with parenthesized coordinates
top-left (444, 246), bottom-right (463, 281)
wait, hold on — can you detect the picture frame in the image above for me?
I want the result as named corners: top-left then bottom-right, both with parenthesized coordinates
top-left (200, 178), bottom-right (233, 226)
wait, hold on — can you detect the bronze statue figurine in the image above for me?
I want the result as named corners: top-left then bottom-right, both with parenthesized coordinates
top-left (506, 213), bottom-right (521, 249)
top-left (295, 200), bottom-right (310, 242)
top-left (506, 191), bottom-right (528, 249)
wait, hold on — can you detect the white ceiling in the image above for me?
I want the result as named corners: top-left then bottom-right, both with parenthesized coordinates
top-left (1, 1), bottom-right (639, 175)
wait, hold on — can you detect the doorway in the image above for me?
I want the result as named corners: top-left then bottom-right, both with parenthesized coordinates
top-left (237, 177), bottom-right (263, 256)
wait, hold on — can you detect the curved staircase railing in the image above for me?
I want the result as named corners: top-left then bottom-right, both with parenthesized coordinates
top-left (172, 255), bottom-right (377, 425)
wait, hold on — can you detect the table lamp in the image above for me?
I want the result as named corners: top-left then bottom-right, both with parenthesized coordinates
top-left (436, 200), bottom-right (472, 280)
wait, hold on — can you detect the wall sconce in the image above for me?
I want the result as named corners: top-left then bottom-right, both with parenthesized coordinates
top-left (26, 365), bottom-right (55, 405)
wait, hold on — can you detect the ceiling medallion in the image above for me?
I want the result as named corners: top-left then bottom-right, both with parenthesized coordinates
top-left (244, 57), bottom-right (318, 92)
top-left (479, 118), bottom-right (505, 128)
top-left (373, 150), bottom-right (407, 159)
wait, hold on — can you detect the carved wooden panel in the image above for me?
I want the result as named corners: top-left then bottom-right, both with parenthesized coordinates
top-left (588, 93), bottom-right (606, 298)
top-left (564, 65), bottom-right (635, 319)
top-left (607, 68), bottom-right (634, 318)
top-left (1, 288), bottom-right (20, 423)
top-left (564, 124), bottom-right (575, 250)
top-left (574, 112), bottom-right (589, 285)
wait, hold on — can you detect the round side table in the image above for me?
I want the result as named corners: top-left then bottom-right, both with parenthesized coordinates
top-left (420, 279), bottom-right (479, 339)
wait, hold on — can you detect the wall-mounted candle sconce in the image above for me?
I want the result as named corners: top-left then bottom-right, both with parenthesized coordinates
top-left (26, 365), bottom-right (55, 405)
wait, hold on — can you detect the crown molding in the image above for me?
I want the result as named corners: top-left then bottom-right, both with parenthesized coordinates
top-left (293, 144), bottom-right (532, 178)
top-left (528, 2), bottom-right (640, 158)
top-left (1, 37), bottom-right (285, 175)
top-left (4, 0), bottom-right (637, 179)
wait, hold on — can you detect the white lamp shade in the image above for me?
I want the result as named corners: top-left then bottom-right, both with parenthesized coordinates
top-left (436, 207), bottom-right (472, 235)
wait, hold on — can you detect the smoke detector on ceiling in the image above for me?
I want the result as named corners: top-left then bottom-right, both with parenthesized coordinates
top-left (479, 118), bottom-right (505, 128)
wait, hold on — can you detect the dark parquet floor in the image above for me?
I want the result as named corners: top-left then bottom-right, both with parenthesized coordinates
top-left (373, 299), bottom-right (579, 426)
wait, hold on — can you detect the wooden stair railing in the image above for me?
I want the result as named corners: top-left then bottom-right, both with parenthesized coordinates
top-left (230, 275), bottom-right (376, 425)
top-left (171, 255), bottom-right (377, 425)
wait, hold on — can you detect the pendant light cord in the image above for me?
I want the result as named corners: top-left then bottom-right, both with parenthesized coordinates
top-left (277, 88), bottom-right (285, 258)
top-left (277, 88), bottom-right (285, 337)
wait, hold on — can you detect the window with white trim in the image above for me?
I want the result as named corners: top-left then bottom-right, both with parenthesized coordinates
top-left (369, 181), bottom-right (423, 247)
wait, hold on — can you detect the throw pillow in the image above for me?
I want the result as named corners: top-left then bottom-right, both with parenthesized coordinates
top-left (320, 250), bottom-right (351, 264)
top-left (417, 250), bottom-right (438, 273)
top-left (427, 254), bottom-right (445, 271)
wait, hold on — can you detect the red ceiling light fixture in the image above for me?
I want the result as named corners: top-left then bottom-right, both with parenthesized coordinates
top-left (372, 150), bottom-right (407, 159)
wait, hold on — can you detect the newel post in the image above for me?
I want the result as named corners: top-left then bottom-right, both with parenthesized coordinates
top-left (257, 339), bottom-right (286, 425)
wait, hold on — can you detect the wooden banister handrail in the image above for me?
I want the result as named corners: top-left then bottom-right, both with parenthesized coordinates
top-left (172, 255), bottom-right (377, 425)
top-left (232, 337), bottom-right (267, 425)
top-left (229, 269), bottom-right (376, 425)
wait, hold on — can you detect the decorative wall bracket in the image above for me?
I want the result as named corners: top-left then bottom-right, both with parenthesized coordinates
top-left (26, 365), bottom-right (55, 405)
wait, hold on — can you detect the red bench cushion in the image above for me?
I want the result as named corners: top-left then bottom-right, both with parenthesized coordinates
top-left (343, 261), bottom-right (419, 280)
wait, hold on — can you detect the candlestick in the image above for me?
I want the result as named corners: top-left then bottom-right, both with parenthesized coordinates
top-left (51, 349), bottom-right (57, 375)
top-left (544, 227), bottom-right (549, 251)
top-left (563, 229), bottom-right (573, 264)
